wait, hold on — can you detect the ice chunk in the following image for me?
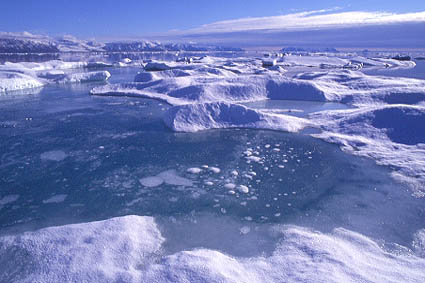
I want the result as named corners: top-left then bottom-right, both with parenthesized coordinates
top-left (157, 170), bottom-right (193, 186)
top-left (187, 167), bottom-right (202, 174)
top-left (208, 167), bottom-right (221, 174)
top-left (43, 194), bottom-right (67, 204)
top-left (139, 176), bottom-right (164, 187)
top-left (40, 150), bottom-right (67, 161)
top-left (224, 183), bottom-right (236, 190)
top-left (237, 185), bottom-right (249, 194)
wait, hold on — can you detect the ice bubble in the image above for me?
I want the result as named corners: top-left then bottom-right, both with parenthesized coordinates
top-left (204, 181), bottom-right (214, 186)
top-left (231, 170), bottom-right (239, 176)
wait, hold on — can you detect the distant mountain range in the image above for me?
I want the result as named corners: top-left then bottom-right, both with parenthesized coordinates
top-left (281, 47), bottom-right (339, 53)
top-left (0, 32), bottom-right (243, 53)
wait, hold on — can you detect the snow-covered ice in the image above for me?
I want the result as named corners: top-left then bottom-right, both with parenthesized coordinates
top-left (163, 102), bottom-right (309, 132)
top-left (1, 215), bottom-right (424, 283)
top-left (311, 104), bottom-right (425, 194)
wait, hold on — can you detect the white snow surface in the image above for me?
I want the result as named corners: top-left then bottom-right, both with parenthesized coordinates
top-left (0, 215), bottom-right (424, 283)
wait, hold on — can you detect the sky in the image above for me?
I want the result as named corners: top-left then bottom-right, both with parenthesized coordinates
top-left (1, 0), bottom-right (425, 48)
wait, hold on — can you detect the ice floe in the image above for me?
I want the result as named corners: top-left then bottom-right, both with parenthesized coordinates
top-left (163, 102), bottom-right (309, 132)
top-left (43, 194), bottom-right (68, 204)
top-left (40, 150), bottom-right (68, 161)
top-left (139, 169), bottom-right (193, 188)
top-left (0, 71), bottom-right (44, 92)
top-left (0, 59), bottom-right (112, 93)
top-left (312, 104), bottom-right (425, 194)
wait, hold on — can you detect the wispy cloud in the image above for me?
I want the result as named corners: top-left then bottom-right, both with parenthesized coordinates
top-left (180, 9), bottom-right (425, 34)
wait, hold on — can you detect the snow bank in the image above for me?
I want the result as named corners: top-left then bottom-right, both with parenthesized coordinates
top-left (163, 102), bottom-right (309, 132)
top-left (312, 105), bottom-right (425, 194)
top-left (1, 215), bottom-right (424, 283)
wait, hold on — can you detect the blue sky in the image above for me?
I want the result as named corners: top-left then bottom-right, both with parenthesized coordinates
top-left (1, 0), bottom-right (425, 38)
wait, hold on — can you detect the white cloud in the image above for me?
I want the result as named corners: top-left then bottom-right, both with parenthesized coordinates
top-left (183, 9), bottom-right (425, 34)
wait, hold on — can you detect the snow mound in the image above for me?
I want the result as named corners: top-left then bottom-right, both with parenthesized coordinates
top-left (163, 102), bottom-right (309, 132)
top-left (312, 105), bottom-right (425, 194)
top-left (1, 216), bottom-right (424, 283)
